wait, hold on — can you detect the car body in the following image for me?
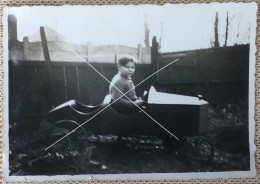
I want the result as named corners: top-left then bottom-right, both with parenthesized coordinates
top-left (48, 86), bottom-right (209, 138)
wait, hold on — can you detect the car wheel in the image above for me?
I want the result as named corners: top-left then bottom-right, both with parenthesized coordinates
top-left (47, 120), bottom-right (90, 173)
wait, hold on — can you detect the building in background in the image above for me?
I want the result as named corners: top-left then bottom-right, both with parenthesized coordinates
top-left (8, 15), bottom-right (151, 64)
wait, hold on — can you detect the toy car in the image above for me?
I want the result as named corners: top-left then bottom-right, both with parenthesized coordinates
top-left (48, 86), bottom-right (209, 139)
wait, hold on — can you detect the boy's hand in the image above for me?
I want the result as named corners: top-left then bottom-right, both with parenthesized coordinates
top-left (135, 99), bottom-right (145, 107)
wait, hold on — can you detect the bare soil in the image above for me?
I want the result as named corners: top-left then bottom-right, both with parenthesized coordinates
top-left (9, 101), bottom-right (250, 175)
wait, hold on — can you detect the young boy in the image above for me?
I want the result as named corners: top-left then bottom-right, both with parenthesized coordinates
top-left (109, 57), bottom-right (144, 112)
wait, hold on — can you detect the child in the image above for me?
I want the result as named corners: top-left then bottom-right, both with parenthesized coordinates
top-left (109, 57), bottom-right (144, 112)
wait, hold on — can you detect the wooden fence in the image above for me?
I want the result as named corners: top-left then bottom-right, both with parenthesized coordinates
top-left (9, 60), bottom-right (151, 122)
top-left (8, 43), bottom-right (250, 124)
top-left (156, 45), bottom-right (249, 84)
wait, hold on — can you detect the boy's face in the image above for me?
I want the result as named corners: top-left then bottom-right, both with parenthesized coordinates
top-left (119, 61), bottom-right (136, 78)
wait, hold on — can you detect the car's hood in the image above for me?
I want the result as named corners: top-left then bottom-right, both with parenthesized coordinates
top-left (147, 86), bottom-right (208, 105)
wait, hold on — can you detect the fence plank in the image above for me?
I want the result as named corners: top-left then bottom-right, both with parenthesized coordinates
top-left (66, 66), bottom-right (79, 101)
top-left (76, 66), bottom-right (81, 101)
top-left (51, 66), bottom-right (66, 104)
top-left (63, 66), bottom-right (68, 101)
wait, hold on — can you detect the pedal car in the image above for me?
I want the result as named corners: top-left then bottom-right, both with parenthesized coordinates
top-left (47, 86), bottom-right (209, 138)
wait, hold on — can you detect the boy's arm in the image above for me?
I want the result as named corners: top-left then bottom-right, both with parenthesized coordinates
top-left (111, 85), bottom-right (140, 109)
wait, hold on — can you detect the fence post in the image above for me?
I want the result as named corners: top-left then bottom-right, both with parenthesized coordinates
top-left (87, 41), bottom-right (92, 62)
top-left (151, 36), bottom-right (159, 87)
top-left (40, 26), bottom-right (56, 108)
top-left (138, 44), bottom-right (142, 62)
top-left (23, 36), bottom-right (29, 60)
top-left (76, 66), bottom-right (81, 101)
top-left (8, 15), bottom-right (18, 50)
top-left (115, 54), bottom-right (117, 63)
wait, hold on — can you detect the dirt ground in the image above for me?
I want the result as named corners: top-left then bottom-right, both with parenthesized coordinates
top-left (9, 101), bottom-right (250, 175)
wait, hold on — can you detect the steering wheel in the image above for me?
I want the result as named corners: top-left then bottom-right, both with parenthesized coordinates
top-left (142, 90), bottom-right (149, 103)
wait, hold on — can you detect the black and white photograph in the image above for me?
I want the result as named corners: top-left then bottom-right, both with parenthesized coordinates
top-left (3, 3), bottom-right (257, 181)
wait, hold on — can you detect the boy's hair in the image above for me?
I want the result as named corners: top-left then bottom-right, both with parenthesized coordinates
top-left (118, 57), bottom-right (136, 67)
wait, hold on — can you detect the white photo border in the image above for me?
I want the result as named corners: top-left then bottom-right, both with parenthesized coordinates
top-left (2, 2), bottom-right (257, 182)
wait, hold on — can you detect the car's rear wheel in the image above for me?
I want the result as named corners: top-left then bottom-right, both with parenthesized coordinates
top-left (47, 120), bottom-right (90, 172)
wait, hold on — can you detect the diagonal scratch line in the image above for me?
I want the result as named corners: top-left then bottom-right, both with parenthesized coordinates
top-left (45, 56), bottom-right (179, 151)
top-left (45, 50), bottom-right (179, 151)
top-left (69, 49), bottom-right (179, 139)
